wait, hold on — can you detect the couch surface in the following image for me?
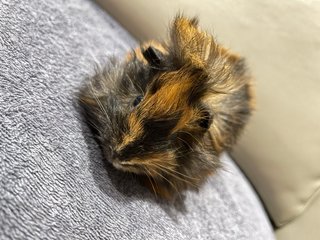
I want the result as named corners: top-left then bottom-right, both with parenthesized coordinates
top-left (0, 0), bottom-right (274, 239)
top-left (96, 0), bottom-right (320, 239)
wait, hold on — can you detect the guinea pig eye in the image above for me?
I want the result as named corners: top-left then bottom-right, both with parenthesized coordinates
top-left (133, 95), bottom-right (143, 107)
top-left (142, 46), bottom-right (163, 67)
top-left (199, 110), bottom-right (212, 129)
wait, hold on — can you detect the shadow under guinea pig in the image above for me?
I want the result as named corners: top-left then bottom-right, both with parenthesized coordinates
top-left (72, 95), bottom-right (187, 219)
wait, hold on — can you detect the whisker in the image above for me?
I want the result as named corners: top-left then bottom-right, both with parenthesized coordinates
top-left (121, 159), bottom-right (199, 187)
top-left (153, 169), bottom-right (182, 200)
top-left (125, 73), bottom-right (144, 94)
top-left (150, 163), bottom-right (198, 187)
top-left (177, 137), bottom-right (195, 152)
top-left (143, 167), bottom-right (157, 197)
top-left (89, 82), bottom-right (110, 121)
top-left (151, 161), bottom-right (200, 181)
top-left (178, 130), bottom-right (203, 147)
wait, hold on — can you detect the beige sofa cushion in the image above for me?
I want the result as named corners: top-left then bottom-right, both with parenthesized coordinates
top-left (276, 193), bottom-right (320, 240)
top-left (96, 0), bottom-right (320, 229)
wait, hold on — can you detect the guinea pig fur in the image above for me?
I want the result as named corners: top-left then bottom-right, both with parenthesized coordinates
top-left (79, 15), bottom-right (254, 199)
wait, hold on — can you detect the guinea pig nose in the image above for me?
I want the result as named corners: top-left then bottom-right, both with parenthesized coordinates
top-left (112, 151), bottom-right (127, 162)
top-left (112, 151), bottom-right (119, 159)
top-left (113, 150), bottom-right (130, 162)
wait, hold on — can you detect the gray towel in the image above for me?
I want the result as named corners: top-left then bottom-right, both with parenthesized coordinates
top-left (0, 0), bottom-right (274, 239)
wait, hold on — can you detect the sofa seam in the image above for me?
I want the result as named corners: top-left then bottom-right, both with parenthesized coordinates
top-left (277, 182), bottom-right (320, 227)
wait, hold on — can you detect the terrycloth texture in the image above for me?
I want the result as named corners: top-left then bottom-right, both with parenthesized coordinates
top-left (0, 0), bottom-right (274, 239)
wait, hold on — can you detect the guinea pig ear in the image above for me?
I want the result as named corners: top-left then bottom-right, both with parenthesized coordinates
top-left (170, 15), bottom-right (249, 96)
top-left (198, 105), bottom-right (213, 129)
top-left (169, 15), bottom-right (216, 69)
top-left (142, 46), bottom-right (164, 67)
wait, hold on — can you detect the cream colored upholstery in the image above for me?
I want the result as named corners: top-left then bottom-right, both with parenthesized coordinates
top-left (276, 193), bottom-right (320, 240)
top-left (96, 0), bottom-right (320, 238)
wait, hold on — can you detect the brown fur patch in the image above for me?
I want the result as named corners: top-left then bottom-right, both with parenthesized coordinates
top-left (116, 113), bottom-right (144, 152)
top-left (140, 68), bottom-right (206, 131)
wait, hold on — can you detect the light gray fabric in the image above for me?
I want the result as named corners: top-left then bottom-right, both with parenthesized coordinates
top-left (0, 0), bottom-right (274, 239)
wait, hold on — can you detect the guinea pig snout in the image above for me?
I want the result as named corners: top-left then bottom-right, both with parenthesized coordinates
top-left (110, 150), bottom-right (126, 163)
top-left (104, 148), bottom-right (120, 164)
top-left (110, 150), bottom-right (119, 161)
top-left (110, 151), bottom-right (143, 174)
top-left (112, 158), bottom-right (124, 171)
top-left (109, 151), bottom-right (123, 169)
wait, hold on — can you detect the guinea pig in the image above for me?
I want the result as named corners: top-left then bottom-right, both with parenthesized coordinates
top-left (79, 15), bottom-right (254, 199)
